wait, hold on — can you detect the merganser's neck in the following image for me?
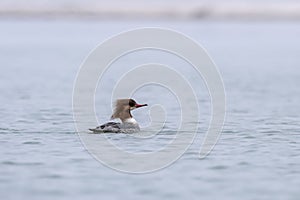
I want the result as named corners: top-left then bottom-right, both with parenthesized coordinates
top-left (110, 99), bottom-right (147, 126)
top-left (111, 108), bottom-right (132, 121)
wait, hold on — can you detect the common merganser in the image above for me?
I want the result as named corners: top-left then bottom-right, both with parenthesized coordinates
top-left (89, 99), bottom-right (147, 133)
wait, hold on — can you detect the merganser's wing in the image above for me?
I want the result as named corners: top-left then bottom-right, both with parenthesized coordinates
top-left (89, 122), bottom-right (121, 133)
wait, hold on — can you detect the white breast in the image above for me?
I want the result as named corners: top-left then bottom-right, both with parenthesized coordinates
top-left (124, 118), bottom-right (138, 124)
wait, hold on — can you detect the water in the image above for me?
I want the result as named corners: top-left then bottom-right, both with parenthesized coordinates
top-left (1, 0), bottom-right (300, 19)
top-left (0, 19), bottom-right (300, 199)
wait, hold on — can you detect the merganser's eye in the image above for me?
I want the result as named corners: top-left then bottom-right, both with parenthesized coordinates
top-left (129, 99), bottom-right (136, 107)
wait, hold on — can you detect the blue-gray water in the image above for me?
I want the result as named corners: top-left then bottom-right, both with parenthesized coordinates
top-left (0, 19), bottom-right (300, 200)
top-left (2, 0), bottom-right (300, 20)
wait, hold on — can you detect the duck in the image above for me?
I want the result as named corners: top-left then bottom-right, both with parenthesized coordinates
top-left (89, 99), bottom-right (147, 133)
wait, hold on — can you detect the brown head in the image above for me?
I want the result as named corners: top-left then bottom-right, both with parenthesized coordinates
top-left (111, 99), bottom-right (147, 122)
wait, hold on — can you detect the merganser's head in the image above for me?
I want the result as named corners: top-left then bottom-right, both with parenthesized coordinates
top-left (111, 99), bottom-right (147, 121)
top-left (128, 99), bottom-right (148, 110)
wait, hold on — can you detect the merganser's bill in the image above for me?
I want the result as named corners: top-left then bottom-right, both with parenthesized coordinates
top-left (89, 99), bottom-right (147, 133)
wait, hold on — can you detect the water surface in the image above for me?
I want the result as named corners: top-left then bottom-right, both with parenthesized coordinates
top-left (0, 19), bottom-right (299, 200)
